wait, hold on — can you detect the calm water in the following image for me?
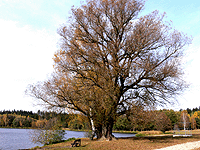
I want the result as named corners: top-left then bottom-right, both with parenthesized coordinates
top-left (0, 128), bottom-right (135, 150)
top-left (0, 128), bottom-right (43, 150)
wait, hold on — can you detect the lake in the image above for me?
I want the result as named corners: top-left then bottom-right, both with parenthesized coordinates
top-left (0, 128), bottom-right (135, 150)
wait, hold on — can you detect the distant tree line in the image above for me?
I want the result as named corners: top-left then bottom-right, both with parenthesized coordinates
top-left (0, 110), bottom-right (39, 120)
top-left (113, 106), bottom-right (200, 132)
top-left (0, 110), bottom-right (72, 129)
top-left (1, 107), bottom-right (200, 132)
top-left (185, 107), bottom-right (200, 115)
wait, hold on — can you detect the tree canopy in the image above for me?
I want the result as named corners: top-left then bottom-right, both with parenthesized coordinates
top-left (26, 0), bottom-right (191, 140)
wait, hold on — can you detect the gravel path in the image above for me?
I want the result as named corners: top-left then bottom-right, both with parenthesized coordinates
top-left (155, 141), bottom-right (200, 150)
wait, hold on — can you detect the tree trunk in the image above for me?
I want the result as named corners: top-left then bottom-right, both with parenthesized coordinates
top-left (96, 125), bottom-right (103, 139)
top-left (99, 118), bottom-right (116, 141)
top-left (89, 108), bottom-right (96, 140)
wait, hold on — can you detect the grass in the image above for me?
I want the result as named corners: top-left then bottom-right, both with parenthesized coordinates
top-left (113, 130), bottom-right (138, 134)
top-left (32, 130), bottom-right (200, 150)
top-left (136, 130), bottom-right (163, 136)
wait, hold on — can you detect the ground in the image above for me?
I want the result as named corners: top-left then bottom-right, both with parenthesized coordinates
top-left (32, 130), bottom-right (200, 150)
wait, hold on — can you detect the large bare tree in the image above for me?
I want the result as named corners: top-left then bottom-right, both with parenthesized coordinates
top-left (27, 0), bottom-right (191, 140)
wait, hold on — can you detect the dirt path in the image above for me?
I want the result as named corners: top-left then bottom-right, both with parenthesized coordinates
top-left (155, 141), bottom-right (200, 150)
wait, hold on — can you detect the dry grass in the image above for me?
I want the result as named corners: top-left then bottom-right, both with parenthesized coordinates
top-left (190, 129), bottom-right (200, 135)
top-left (33, 130), bottom-right (200, 150)
top-left (137, 130), bottom-right (163, 136)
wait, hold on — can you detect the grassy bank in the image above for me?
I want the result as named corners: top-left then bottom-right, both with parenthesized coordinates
top-left (32, 130), bottom-right (200, 150)
top-left (113, 130), bottom-right (138, 134)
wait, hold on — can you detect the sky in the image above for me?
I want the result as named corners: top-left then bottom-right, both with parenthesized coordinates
top-left (0, 0), bottom-right (200, 112)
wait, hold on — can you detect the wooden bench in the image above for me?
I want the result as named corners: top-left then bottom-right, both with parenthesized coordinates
top-left (71, 139), bottom-right (81, 147)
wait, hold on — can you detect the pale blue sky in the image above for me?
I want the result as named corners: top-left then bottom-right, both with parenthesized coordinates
top-left (0, 0), bottom-right (200, 112)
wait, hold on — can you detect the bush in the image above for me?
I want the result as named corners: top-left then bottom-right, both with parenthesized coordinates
top-left (135, 133), bottom-right (146, 137)
top-left (65, 137), bottom-right (76, 142)
top-left (30, 118), bottom-right (65, 145)
top-left (31, 129), bottom-right (65, 145)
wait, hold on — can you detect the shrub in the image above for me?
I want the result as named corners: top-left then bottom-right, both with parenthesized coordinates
top-left (135, 133), bottom-right (146, 137)
top-left (65, 137), bottom-right (76, 142)
top-left (30, 118), bottom-right (65, 145)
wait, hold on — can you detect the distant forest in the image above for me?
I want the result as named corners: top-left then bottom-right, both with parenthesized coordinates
top-left (185, 107), bottom-right (200, 115)
top-left (0, 110), bottom-right (76, 129)
top-left (1, 107), bottom-right (200, 132)
top-left (0, 110), bottom-right (39, 120)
